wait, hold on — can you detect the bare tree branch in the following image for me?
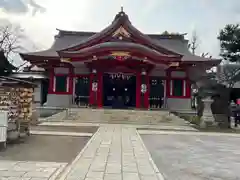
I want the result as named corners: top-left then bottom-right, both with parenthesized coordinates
top-left (189, 30), bottom-right (199, 55)
top-left (0, 23), bottom-right (24, 58)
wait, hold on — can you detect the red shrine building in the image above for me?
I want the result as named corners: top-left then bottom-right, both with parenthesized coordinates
top-left (20, 10), bottom-right (220, 110)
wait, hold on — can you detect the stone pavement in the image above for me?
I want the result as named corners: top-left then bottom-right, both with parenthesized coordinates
top-left (141, 131), bottom-right (240, 180)
top-left (58, 125), bottom-right (163, 180)
top-left (0, 161), bottom-right (67, 180)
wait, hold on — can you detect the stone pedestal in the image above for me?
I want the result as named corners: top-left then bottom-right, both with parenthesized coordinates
top-left (200, 97), bottom-right (214, 128)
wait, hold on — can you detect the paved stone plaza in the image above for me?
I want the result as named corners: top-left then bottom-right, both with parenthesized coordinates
top-left (141, 131), bottom-right (240, 180)
top-left (58, 125), bottom-right (162, 180)
top-left (3, 121), bottom-right (239, 180)
top-left (0, 161), bottom-right (66, 179)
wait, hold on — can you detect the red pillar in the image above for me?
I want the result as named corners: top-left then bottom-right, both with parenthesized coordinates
top-left (97, 71), bottom-right (103, 108)
top-left (69, 67), bottom-right (74, 94)
top-left (185, 79), bottom-right (191, 98)
top-left (89, 73), bottom-right (94, 105)
top-left (136, 71), bottom-right (141, 108)
top-left (144, 74), bottom-right (150, 109)
top-left (166, 70), bottom-right (171, 97)
top-left (89, 70), bottom-right (98, 107)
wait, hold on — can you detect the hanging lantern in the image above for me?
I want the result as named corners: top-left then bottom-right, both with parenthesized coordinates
top-left (92, 82), bottom-right (98, 92)
top-left (141, 84), bottom-right (147, 93)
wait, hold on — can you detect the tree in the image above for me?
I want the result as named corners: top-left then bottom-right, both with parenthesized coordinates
top-left (0, 22), bottom-right (35, 71)
top-left (218, 24), bottom-right (240, 63)
top-left (205, 23), bottom-right (240, 128)
top-left (0, 50), bottom-right (17, 75)
top-left (188, 30), bottom-right (199, 55)
top-left (217, 24), bottom-right (240, 88)
top-left (0, 23), bottom-right (25, 60)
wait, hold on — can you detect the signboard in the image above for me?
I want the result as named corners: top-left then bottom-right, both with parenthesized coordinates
top-left (92, 82), bottom-right (98, 92)
top-left (141, 84), bottom-right (147, 93)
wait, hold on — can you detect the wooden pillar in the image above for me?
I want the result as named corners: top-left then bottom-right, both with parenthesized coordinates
top-left (97, 71), bottom-right (103, 108)
top-left (136, 71), bottom-right (141, 108)
top-left (69, 67), bottom-right (74, 94)
top-left (185, 79), bottom-right (191, 98)
top-left (89, 69), bottom-right (98, 107)
top-left (166, 70), bottom-right (171, 97)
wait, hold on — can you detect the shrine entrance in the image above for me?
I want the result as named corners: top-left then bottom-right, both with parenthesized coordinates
top-left (103, 73), bottom-right (136, 108)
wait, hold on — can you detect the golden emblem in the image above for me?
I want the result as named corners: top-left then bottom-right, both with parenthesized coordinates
top-left (111, 51), bottom-right (130, 61)
top-left (111, 51), bottom-right (130, 57)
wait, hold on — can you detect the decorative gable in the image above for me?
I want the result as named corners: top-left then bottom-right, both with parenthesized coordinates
top-left (112, 26), bottom-right (131, 38)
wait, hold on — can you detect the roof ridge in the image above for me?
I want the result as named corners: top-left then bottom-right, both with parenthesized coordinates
top-left (56, 28), bottom-right (186, 40)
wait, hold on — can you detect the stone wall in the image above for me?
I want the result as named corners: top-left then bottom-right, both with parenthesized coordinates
top-left (46, 94), bottom-right (72, 107)
top-left (166, 98), bottom-right (191, 111)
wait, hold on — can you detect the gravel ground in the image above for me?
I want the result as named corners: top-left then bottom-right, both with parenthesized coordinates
top-left (30, 125), bottom-right (98, 133)
top-left (0, 135), bottom-right (89, 163)
top-left (141, 133), bottom-right (240, 180)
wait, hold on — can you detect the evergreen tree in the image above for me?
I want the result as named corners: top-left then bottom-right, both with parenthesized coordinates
top-left (218, 24), bottom-right (240, 63)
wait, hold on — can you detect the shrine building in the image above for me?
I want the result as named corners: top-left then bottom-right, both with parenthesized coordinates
top-left (20, 10), bottom-right (220, 110)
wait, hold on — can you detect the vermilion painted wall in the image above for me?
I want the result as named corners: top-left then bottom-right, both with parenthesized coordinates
top-left (48, 67), bottom-right (191, 109)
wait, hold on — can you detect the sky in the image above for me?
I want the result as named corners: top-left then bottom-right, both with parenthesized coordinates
top-left (0, 0), bottom-right (240, 66)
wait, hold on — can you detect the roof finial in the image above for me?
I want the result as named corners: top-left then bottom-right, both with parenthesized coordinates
top-left (121, 6), bottom-right (124, 12)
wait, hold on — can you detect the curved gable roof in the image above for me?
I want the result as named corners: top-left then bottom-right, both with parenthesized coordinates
top-left (20, 10), bottom-right (221, 64)
top-left (59, 41), bottom-right (179, 61)
top-left (58, 11), bottom-right (181, 56)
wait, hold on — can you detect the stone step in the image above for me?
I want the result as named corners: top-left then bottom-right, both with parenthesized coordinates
top-left (62, 108), bottom-right (187, 125)
top-left (33, 108), bottom-right (188, 125)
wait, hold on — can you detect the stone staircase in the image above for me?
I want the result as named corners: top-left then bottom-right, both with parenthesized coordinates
top-left (64, 108), bottom-right (188, 125)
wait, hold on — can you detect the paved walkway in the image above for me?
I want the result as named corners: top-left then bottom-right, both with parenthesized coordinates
top-left (58, 125), bottom-right (163, 180)
top-left (0, 161), bottom-right (66, 180)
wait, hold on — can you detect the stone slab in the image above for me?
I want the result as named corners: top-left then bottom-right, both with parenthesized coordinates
top-left (0, 161), bottom-right (66, 179)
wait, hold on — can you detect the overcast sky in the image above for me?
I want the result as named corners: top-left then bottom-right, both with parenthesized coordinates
top-left (0, 0), bottom-right (240, 65)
